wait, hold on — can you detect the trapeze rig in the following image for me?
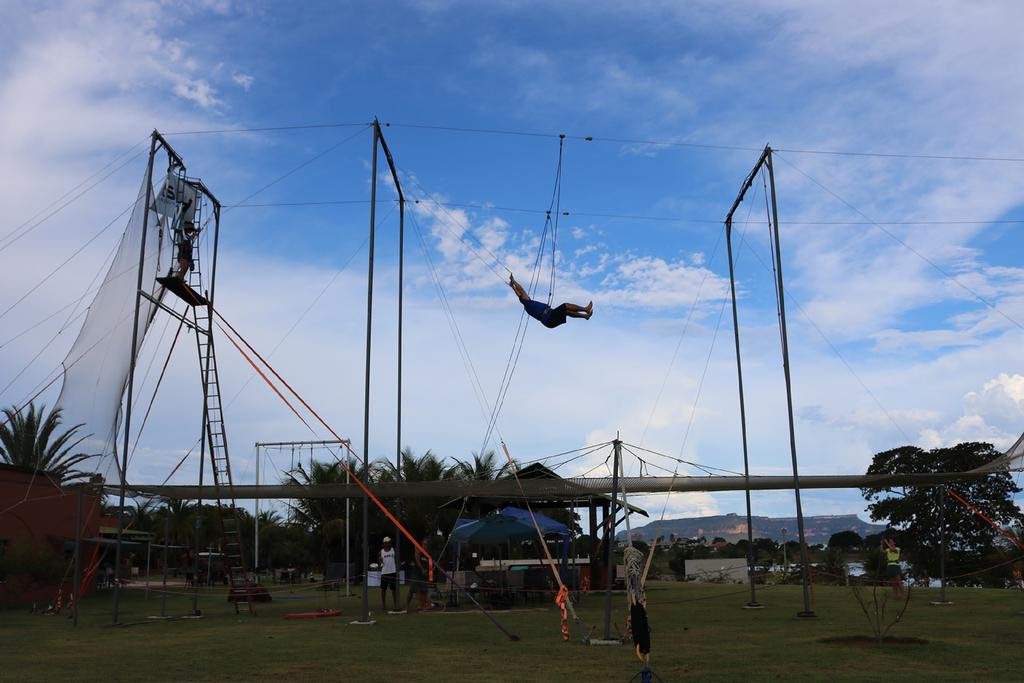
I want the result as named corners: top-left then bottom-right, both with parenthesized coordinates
top-left (111, 130), bottom-right (264, 623)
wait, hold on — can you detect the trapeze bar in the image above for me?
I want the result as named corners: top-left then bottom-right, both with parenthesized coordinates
top-left (255, 439), bottom-right (352, 448)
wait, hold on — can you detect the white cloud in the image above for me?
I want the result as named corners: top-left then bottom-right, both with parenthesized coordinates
top-left (173, 78), bottom-right (220, 109)
top-left (597, 254), bottom-right (729, 310)
top-left (232, 72), bottom-right (255, 91)
top-left (906, 373), bottom-right (1023, 450)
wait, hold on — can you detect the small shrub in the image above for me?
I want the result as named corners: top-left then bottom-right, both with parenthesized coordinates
top-left (849, 577), bottom-right (911, 645)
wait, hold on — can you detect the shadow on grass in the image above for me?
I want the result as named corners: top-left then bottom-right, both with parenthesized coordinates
top-left (819, 635), bottom-right (929, 647)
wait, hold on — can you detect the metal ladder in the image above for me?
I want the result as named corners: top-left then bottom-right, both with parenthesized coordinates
top-left (186, 200), bottom-right (255, 615)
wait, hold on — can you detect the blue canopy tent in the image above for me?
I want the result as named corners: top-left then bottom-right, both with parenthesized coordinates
top-left (453, 507), bottom-right (571, 581)
top-left (452, 513), bottom-right (536, 544)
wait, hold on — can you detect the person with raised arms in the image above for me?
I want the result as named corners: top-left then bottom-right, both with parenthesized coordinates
top-left (508, 274), bottom-right (592, 329)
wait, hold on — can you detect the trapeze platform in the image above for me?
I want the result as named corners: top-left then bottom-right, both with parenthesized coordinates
top-left (157, 276), bottom-right (209, 306)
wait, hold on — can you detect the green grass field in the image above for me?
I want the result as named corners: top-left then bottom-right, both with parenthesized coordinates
top-left (1, 581), bottom-right (1021, 681)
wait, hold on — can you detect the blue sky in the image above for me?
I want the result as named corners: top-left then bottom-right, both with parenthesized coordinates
top-left (1, 0), bottom-right (1023, 524)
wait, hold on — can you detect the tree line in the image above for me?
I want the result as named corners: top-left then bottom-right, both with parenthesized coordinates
top-left (2, 403), bottom-right (1021, 587)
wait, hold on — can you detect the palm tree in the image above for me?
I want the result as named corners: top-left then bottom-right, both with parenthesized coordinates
top-left (157, 499), bottom-right (196, 546)
top-left (129, 499), bottom-right (158, 535)
top-left (448, 449), bottom-right (519, 481)
top-left (0, 403), bottom-right (96, 483)
top-left (376, 448), bottom-right (456, 540)
top-left (285, 460), bottom-right (353, 533)
top-left (283, 458), bottom-right (367, 569)
top-left (257, 509), bottom-right (283, 527)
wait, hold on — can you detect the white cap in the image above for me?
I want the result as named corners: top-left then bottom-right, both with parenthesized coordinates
top-left (383, 536), bottom-right (392, 543)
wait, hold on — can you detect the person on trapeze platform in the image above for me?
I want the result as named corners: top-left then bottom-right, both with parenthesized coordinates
top-left (173, 221), bottom-right (199, 279)
top-left (508, 274), bottom-right (592, 328)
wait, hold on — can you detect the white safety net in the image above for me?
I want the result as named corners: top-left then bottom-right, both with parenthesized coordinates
top-left (55, 168), bottom-right (172, 472)
top-left (972, 430), bottom-right (1024, 472)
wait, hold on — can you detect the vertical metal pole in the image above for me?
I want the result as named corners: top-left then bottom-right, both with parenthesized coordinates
top-left (939, 486), bottom-right (948, 603)
top-left (113, 131), bottom-right (158, 624)
top-left (73, 488), bottom-right (83, 627)
top-left (145, 537), bottom-right (152, 599)
top-left (161, 504), bottom-right (169, 618)
top-left (725, 218), bottom-right (761, 609)
top-left (603, 439), bottom-right (621, 640)
top-left (192, 425), bottom-right (205, 614)
top-left (766, 149), bottom-right (815, 618)
top-left (588, 501), bottom-right (597, 569)
top-left (208, 202), bottom-right (221, 303)
top-left (346, 466), bottom-right (351, 597)
top-left (359, 121), bottom-right (380, 623)
top-left (255, 445), bottom-right (260, 575)
top-left (782, 528), bottom-right (788, 571)
top-left (289, 446), bottom-right (295, 524)
top-left (395, 192), bottom-right (404, 610)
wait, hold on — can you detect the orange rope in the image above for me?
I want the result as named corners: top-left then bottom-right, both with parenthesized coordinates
top-left (214, 321), bottom-right (315, 433)
top-left (555, 585), bottom-right (570, 641)
top-left (947, 487), bottom-right (1024, 551)
top-left (500, 441), bottom-right (577, 638)
top-left (212, 309), bottom-right (435, 580)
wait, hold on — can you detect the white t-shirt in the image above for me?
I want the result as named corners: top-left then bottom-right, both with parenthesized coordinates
top-left (380, 547), bottom-right (396, 575)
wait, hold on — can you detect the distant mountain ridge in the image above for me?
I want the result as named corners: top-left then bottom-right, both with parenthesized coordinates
top-left (616, 512), bottom-right (885, 543)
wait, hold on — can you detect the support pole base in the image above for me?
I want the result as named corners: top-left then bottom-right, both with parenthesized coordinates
top-left (796, 611), bottom-right (817, 619)
top-left (588, 638), bottom-right (623, 646)
top-left (929, 601), bottom-right (955, 606)
top-left (349, 619), bottom-right (376, 626)
top-left (743, 602), bottom-right (765, 609)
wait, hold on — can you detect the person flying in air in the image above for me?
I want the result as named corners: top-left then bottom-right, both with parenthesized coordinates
top-left (508, 274), bottom-right (592, 328)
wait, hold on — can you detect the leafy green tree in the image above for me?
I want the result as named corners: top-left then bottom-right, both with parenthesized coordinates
top-left (717, 542), bottom-right (747, 559)
top-left (0, 541), bottom-right (65, 604)
top-left (668, 546), bottom-right (687, 579)
top-left (861, 442), bottom-right (1023, 584)
top-left (861, 532), bottom-right (884, 550)
top-left (752, 537), bottom-right (778, 567)
top-left (0, 404), bottom-right (95, 483)
top-left (689, 544), bottom-right (713, 560)
top-left (262, 523), bottom-right (316, 576)
top-left (828, 530), bottom-right (863, 550)
top-left (253, 509), bottom-right (282, 569)
top-left (817, 546), bottom-right (848, 585)
top-left (630, 540), bottom-right (650, 557)
top-left (539, 506), bottom-right (583, 536)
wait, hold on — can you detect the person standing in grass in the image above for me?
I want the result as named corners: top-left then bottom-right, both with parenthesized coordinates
top-left (883, 538), bottom-right (903, 596)
top-left (405, 536), bottom-right (432, 612)
top-left (379, 536), bottom-right (399, 612)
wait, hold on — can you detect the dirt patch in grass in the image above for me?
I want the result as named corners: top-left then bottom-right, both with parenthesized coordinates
top-left (820, 635), bottom-right (929, 647)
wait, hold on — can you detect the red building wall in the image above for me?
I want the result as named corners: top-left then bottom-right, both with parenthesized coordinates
top-left (0, 464), bottom-right (102, 605)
